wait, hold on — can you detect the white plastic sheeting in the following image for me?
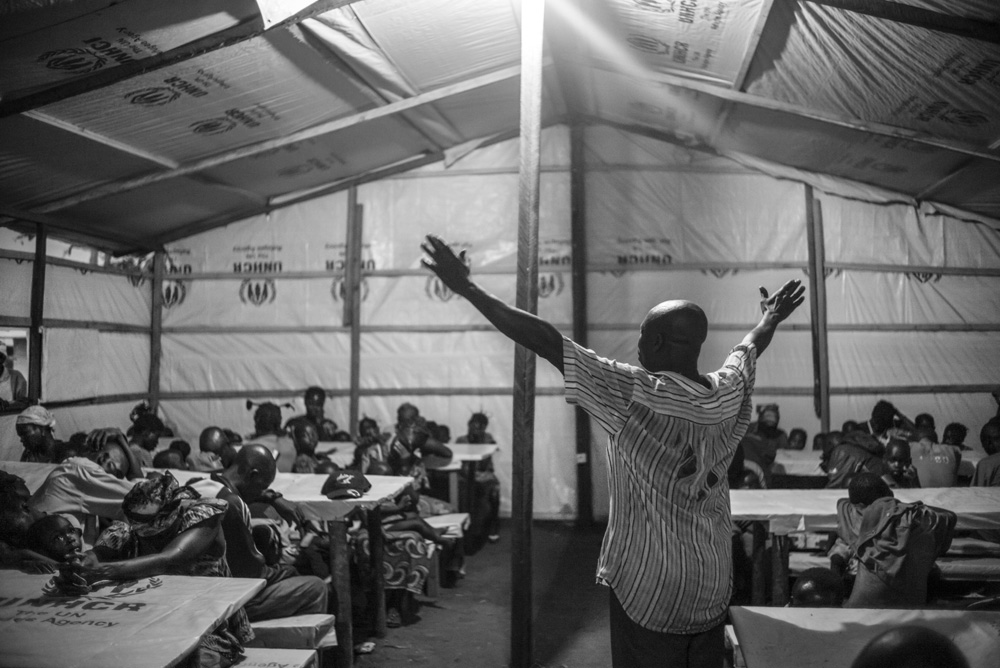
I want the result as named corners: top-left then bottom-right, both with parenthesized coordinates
top-left (44, 264), bottom-right (151, 326)
top-left (42, 329), bottom-right (149, 401)
top-left (0, 258), bottom-right (33, 319)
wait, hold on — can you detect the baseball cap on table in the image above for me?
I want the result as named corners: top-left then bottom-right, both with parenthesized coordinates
top-left (321, 470), bottom-right (372, 499)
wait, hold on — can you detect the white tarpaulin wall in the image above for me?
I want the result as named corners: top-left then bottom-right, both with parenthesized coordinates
top-left (152, 124), bottom-right (1000, 520)
top-left (2, 123), bottom-right (999, 517)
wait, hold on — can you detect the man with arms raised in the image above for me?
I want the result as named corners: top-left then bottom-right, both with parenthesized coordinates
top-left (421, 235), bottom-right (804, 668)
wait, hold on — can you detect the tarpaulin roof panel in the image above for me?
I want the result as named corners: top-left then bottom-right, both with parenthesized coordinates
top-left (0, 0), bottom-right (998, 253)
top-left (0, 0), bottom-right (260, 95)
top-left (744, 1), bottom-right (1000, 148)
top-left (0, 114), bottom-right (161, 209)
top-left (203, 114), bottom-right (439, 197)
top-left (54, 176), bottom-right (262, 240)
top-left (34, 27), bottom-right (378, 164)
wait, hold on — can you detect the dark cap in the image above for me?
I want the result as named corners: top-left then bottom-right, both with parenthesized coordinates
top-left (321, 471), bottom-right (372, 499)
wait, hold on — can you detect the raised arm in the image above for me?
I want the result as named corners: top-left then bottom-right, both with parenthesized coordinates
top-left (741, 279), bottom-right (806, 358)
top-left (82, 519), bottom-right (221, 581)
top-left (421, 235), bottom-right (564, 374)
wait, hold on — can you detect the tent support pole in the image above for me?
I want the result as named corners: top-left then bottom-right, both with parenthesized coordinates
top-left (570, 123), bottom-right (593, 527)
top-left (805, 186), bottom-right (831, 433)
top-left (345, 187), bottom-right (363, 438)
top-left (805, 0), bottom-right (1000, 44)
top-left (149, 252), bottom-right (164, 413)
top-left (28, 224), bottom-right (47, 402)
top-left (511, 2), bottom-right (545, 667)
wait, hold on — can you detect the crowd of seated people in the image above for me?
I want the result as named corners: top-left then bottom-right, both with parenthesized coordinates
top-left (2, 389), bottom-right (508, 663)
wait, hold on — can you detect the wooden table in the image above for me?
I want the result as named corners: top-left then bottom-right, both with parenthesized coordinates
top-left (729, 606), bottom-right (1000, 668)
top-left (0, 572), bottom-right (264, 668)
top-left (771, 449), bottom-right (984, 478)
top-left (426, 443), bottom-right (500, 512)
top-left (167, 469), bottom-right (411, 668)
top-left (730, 487), bottom-right (1000, 606)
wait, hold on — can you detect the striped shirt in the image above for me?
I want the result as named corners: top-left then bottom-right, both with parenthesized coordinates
top-left (563, 337), bottom-right (756, 634)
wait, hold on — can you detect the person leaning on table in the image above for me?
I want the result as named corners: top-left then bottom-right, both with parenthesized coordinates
top-left (421, 234), bottom-right (805, 668)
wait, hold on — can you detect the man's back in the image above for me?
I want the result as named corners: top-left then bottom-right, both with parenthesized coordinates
top-left (564, 339), bottom-right (756, 634)
top-left (910, 441), bottom-right (961, 487)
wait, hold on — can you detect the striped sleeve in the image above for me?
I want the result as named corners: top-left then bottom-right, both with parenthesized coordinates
top-left (563, 337), bottom-right (639, 435)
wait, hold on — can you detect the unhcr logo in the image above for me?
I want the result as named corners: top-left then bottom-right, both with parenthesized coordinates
top-left (191, 117), bottom-right (237, 135)
top-left (38, 48), bottom-right (106, 73)
top-left (240, 279), bottom-right (276, 306)
top-left (162, 280), bottom-right (187, 309)
top-left (330, 278), bottom-right (369, 303)
top-left (124, 87), bottom-right (180, 107)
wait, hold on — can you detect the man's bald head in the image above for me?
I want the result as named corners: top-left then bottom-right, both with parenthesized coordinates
top-left (199, 427), bottom-right (228, 454)
top-left (637, 300), bottom-right (708, 373)
top-left (229, 443), bottom-right (277, 500)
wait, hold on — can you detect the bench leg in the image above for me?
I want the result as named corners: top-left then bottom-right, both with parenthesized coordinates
top-left (750, 522), bottom-right (767, 606)
top-left (461, 462), bottom-right (476, 513)
top-left (328, 520), bottom-right (353, 668)
top-left (770, 533), bottom-right (790, 606)
top-left (366, 507), bottom-right (387, 638)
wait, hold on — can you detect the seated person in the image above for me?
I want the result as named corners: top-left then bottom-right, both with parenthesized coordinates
top-left (789, 567), bottom-right (844, 607)
top-left (290, 421), bottom-right (324, 474)
top-left (910, 428), bottom-right (961, 488)
top-left (68, 473), bottom-right (252, 667)
top-left (285, 386), bottom-right (338, 441)
top-left (914, 412), bottom-right (938, 442)
top-left (16, 405), bottom-right (63, 463)
top-left (247, 401), bottom-right (296, 470)
top-left (456, 412), bottom-right (501, 545)
top-left (128, 413), bottom-right (165, 468)
top-left (30, 428), bottom-right (143, 528)
top-left (787, 427), bottom-right (807, 451)
top-left (152, 449), bottom-right (187, 470)
top-left (942, 422), bottom-right (970, 451)
top-left (973, 420), bottom-right (1000, 487)
top-left (739, 403), bottom-right (787, 481)
top-left (841, 420), bottom-right (860, 434)
top-left (835, 473), bottom-right (956, 608)
top-left (0, 348), bottom-right (28, 412)
top-left (851, 626), bottom-right (969, 668)
top-left (826, 430), bottom-right (887, 488)
top-left (0, 471), bottom-right (49, 571)
top-left (189, 426), bottom-right (227, 471)
top-left (169, 439), bottom-right (192, 462)
top-left (812, 432), bottom-right (827, 452)
top-left (354, 416), bottom-right (391, 471)
top-left (187, 444), bottom-right (328, 623)
top-left (385, 403), bottom-right (453, 510)
top-left (883, 439), bottom-right (919, 488)
top-left (26, 514), bottom-right (82, 570)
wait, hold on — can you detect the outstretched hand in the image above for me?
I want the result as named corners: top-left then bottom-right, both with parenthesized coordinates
top-left (759, 279), bottom-right (806, 322)
top-left (421, 235), bottom-right (471, 295)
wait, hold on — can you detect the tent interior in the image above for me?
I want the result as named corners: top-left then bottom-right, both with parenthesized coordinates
top-left (1, 0), bottom-right (999, 520)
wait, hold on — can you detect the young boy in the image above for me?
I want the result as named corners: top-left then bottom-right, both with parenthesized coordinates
top-left (291, 421), bottom-right (322, 473)
top-left (883, 439), bottom-right (919, 488)
top-left (27, 514), bottom-right (83, 564)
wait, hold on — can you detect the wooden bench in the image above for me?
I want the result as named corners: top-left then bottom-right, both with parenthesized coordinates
top-left (788, 551), bottom-right (1000, 582)
top-left (235, 647), bottom-right (318, 668)
top-left (248, 614), bottom-right (337, 649)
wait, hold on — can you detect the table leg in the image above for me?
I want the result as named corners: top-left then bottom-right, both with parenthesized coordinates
top-left (449, 470), bottom-right (459, 507)
top-left (328, 520), bottom-right (353, 668)
top-left (367, 507), bottom-right (387, 638)
top-left (461, 461), bottom-right (476, 513)
top-left (750, 522), bottom-right (767, 606)
top-left (770, 533), bottom-right (791, 606)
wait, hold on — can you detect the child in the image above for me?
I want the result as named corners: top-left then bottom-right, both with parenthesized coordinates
top-left (27, 514), bottom-right (83, 570)
top-left (883, 438), bottom-right (919, 488)
top-left (291, 421), bottom-right (323, 473)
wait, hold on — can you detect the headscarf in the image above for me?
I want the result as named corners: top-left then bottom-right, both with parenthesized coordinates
top-left (17, 405), bottom-right (55, 429)
top-left (122, 472), bottom-right (202, 538)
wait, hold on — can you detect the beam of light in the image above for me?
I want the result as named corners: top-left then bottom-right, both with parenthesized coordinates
top-left (546, 0), bottom-right (717, 140)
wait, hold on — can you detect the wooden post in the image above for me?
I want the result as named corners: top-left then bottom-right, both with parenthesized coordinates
top-left (805, 186), bottom-right (831, 432)
top-left (345, 187), bottom-right (363, 437)
top-left (511, 1), bottom-right (545, 666)
top-left (570, 123), bottom-right (593, 526)
top-left (366, 506), bottom-right (387, 637)
top-left (750, 522), bottom-right (767, 605)
top-left (328, 519), bottom-right (353, 668)
top-left (28, 224), bottom-right (46, 402)
top-left (149, 251), bottom-right (164, 413)
top-left (770, 533), bottom-right (791, 605)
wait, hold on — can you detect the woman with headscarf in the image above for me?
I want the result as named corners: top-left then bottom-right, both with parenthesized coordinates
top-left (66, 472), bottom-right (253, 667)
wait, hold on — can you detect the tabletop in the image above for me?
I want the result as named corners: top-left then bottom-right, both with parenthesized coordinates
top-left (771, 449), bottom-right (984, 478)
top-left (730, 605), bottom-right (1000, 668)
top-left (730, 487), bottom-right (1000, 535)
top-left (427, 443), bottom-right (500, 472)
top-left (0, 572), bottom-right (264, 668)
